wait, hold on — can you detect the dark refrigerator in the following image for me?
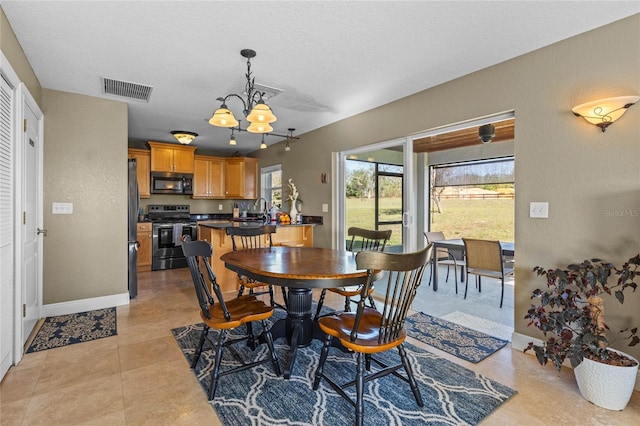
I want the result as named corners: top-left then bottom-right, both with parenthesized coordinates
top-left (127, 159), bottom-right (139, 298)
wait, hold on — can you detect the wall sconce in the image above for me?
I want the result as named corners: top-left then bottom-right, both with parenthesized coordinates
top-left (572, 95), bottom-right (639, 132)
top-left (171, 131), bottom-right (198, 144)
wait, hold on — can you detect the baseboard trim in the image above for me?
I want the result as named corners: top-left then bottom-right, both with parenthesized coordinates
top-left (512, 332), bottom-right (640, 392)
top-left (1, 353), bottom-right (12, 381)
top-left (42, 293), bottom-right (130, 318)
top-left (510, 332), bottom-right (540, 352)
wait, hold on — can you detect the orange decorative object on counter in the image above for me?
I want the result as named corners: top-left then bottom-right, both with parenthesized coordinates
top-left (279, 213), bottom-right (291, 224)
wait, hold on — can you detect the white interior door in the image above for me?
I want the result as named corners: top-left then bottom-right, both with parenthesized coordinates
top-left (21, 87), bottom-right (43, 346)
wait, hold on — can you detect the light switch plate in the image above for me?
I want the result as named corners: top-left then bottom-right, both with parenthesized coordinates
top-left (218, 204), bottom-right (223, 211)
top-left (322, 203), bottom-right (329, 213)
top-left (529, 202), bottom-right (548, 218)
top-left (52, 202), bottom-right (73, 214)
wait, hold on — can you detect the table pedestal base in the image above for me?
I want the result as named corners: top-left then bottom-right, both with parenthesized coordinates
top-left (262, 287), bottom-right (347, 379)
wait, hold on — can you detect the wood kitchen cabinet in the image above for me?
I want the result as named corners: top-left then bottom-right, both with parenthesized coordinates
top-left (225, 157), bottom-right (258, 199)
top-left (193, 155), bottom-right (225, 199)
top-left (137, 222), bottom-right (152, 270)
top-left (127, 148), bottom-right (151, 198)
top-left (148, 141), bottom-right (196, 173)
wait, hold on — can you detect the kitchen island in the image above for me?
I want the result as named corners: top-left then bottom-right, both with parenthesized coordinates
top-left (197, 221), bottom-right (316, 293)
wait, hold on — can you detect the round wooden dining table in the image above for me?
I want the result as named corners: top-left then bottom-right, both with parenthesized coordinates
top-left (220, 246), bottom-right (370, 378)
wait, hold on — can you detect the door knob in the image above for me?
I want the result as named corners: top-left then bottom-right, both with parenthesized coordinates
top-left (37, 228), bottom-right (47, 236)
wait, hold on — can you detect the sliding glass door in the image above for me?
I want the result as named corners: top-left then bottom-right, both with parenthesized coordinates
top-left (335, 137), bottom-right (415, 252)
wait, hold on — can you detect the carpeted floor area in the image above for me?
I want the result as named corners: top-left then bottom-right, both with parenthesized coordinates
top-left (405, 312), bottom-right (508, 363)
top-left (441, 311), bottom-right (514, 342)
top-left (172, 321), bottom-right (516, 426)
top-left (26, 307), bottom-right (117, 353)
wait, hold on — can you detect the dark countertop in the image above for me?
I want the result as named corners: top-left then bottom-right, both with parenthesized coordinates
top-left (138, 213), bottom-right (322, 225)
top-left (192, 213), bottom-right (323, 225)
top-left (197, 220), bottom-right (317, 229)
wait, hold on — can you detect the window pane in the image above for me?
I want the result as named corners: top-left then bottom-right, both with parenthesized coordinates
top-left (430, 157), bottom-right (514, 242)
top-left (261, 164), bottom-right (282, 208)
top-left (378, 163), bottom-right (403, 174)
top-left (433, 158), bottom-right (514, 187)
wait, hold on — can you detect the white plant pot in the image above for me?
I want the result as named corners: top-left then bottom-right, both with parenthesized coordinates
top-left (573, 349), bottom-right (639, 411)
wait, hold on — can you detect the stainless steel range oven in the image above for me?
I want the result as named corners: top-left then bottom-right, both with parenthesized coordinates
top-left (148, 205), bottom-right (197, 271)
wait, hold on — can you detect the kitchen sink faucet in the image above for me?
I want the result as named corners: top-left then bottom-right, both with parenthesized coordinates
top-left (254, 198), bottom-right (269, 223)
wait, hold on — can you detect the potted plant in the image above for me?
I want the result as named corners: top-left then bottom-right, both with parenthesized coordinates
top-left (524, 254), bottom-right (640, 410)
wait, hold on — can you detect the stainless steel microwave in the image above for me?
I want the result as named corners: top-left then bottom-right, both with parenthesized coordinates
top-left (151, 172), bottom-right (193, 195)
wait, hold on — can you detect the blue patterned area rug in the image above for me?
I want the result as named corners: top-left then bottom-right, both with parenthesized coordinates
top-left (405, 312), bottom-right (508, 363)
top-left (172, 321), bottom-right (516, 425)
top-left (26, 307), bottom-right (117, 353)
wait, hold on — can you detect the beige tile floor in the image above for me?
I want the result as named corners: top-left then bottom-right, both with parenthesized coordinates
top-left (1, 267), bottom-right (639, 425)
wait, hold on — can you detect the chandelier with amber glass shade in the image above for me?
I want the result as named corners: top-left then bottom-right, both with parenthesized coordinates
top-left (209, 49), bottom-right (299, 150)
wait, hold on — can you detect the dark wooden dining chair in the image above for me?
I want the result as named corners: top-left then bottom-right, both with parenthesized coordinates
top-left (424, 231), bottom-right (464, 293)
top-left (462, 238), bottom-right (514, 308)
top-left (313, 227), bottom-right (391, 321)
top-left (226, 225), bottom-right (287, 309)
top-left (312, 244), bottom-right (433, 426)
top-left (181, 237), bottom-right (281, 401)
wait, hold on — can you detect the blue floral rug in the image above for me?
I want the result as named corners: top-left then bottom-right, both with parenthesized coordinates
top-left (405, 312), bottom-right (508, 363)
top-left (26, 307), bottom-right (117, 353)
top-left (172, 320), bottom-right (516, 425)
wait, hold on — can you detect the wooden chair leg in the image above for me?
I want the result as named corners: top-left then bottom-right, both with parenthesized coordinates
top-left (208, 330), bottom-right (227, 401)
top-left (281, 287), bottom-right (288, 309)
top-left (246, 322), bottom-right (256, 350)
top-left (367, 294), bottom-right (377, 310)
top-left (191, 325), bottom-right (208, 368)
top-left (314, 289), bottom-right (327, 322)
top-left (399, 344), bottom-right (424, 407)
top-left (355, 352), bottom-right (365, 426)
top-left (344, 296), bottom-right (351, 312)
top-left (313, 334), bottom-right (332, 390)
top-left (262, 320), bottom-right (281, 376)
top-left (237, 284), bottom-right (245, 297)
top-left (268, 285), bottom-right (275, 307)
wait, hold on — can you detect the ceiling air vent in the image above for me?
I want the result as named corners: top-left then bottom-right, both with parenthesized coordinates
top-left (252, 83), bottom-right (282, 100)
top-left (101, 77), bottom-right (153, 102)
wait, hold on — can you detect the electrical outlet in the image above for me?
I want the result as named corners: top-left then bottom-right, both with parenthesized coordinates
top-left (529, 202), bottom-right (548, 218)
top-left (218, 204), bottom-right (223, 211)
top-left (322, 203), bottom-right (329, 213)
top-left (52, 202), bottom-right (73, 214)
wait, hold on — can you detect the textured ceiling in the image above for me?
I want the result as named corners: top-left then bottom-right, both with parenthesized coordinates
top-left (3, 1), bottom-right (638, 154)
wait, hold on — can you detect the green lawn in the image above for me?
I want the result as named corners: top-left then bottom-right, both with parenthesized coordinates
top-left (346, 197), bottom-right (514, 247)
top-left (346, 197), bottom-right (403, 246)
top-left (430, 198), bottom-right (514, 241)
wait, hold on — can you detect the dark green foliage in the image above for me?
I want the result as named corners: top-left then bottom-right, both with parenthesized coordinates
top-left (525, 254), bottom-right (639, 371)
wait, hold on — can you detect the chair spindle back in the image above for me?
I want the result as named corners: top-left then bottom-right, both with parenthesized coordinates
top-left (226, 225), bottom-right (276, 251)
top-left (182, 238), bottom-right (231, 321)
top-left (347, 227), bottom-right (392, 252)
top-left (352, 244), bottom-right (433, 344)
